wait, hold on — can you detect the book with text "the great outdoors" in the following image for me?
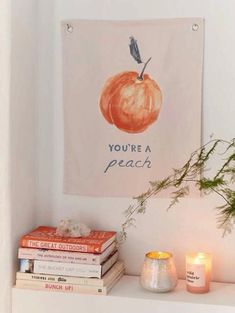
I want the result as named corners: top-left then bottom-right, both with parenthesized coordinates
top-left (20, 226), bottom-right (116, 253)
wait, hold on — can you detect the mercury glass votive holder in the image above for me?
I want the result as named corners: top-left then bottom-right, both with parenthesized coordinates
top-left (140, 251), bottom-right (178, 292)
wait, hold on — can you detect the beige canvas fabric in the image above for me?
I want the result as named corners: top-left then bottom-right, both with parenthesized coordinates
top-left (62, 18), bottom-right (204, 197)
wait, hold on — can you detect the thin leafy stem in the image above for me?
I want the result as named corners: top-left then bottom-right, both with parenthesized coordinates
top-left (210, 187), bottom-right (231, 206)
top-left (214, 153), bottom-right (235, 179)
top-left (119, 138), bottom-right (235, 242)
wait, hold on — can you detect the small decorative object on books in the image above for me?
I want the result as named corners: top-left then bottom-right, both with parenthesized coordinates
top-left (140, 251), bottom-right (178, 293)
top-left (186, 252), bottom-right (212, 293)
top-left (16, 225), bottom-right (123, 295)
top-left (55, 217), bottom-right (91, 237)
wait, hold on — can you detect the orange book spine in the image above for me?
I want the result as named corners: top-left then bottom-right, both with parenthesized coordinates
top-left (20, 239), bottom-right (102, 253)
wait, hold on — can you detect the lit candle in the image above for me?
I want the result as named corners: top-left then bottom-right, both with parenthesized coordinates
top-left (140, 251), bottom-right (178, 292)
top-left (186, 252), bottom-right (212, 293)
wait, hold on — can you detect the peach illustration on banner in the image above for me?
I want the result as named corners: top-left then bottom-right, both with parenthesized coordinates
top-left (99, 37), bottom-right (162, 134)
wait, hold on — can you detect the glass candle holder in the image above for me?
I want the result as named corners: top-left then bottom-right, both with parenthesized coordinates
top-left (186, 252), bottom-right (212, 293)
top-left (140, 251), bottom-right (178, 293)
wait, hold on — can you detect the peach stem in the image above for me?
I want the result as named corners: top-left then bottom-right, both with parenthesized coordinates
top-left (138, 57), bottom-right (152, 80)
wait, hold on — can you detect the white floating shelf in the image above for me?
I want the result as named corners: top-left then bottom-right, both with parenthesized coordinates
top-left (12, 275), bottom-right (235, 313)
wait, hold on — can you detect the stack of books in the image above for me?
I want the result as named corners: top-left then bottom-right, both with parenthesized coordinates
top-left (15, 226), bottom-right (125, 295)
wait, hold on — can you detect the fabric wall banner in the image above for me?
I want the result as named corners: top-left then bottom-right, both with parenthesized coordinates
top-left (62, 18), bottom-right (204, 197)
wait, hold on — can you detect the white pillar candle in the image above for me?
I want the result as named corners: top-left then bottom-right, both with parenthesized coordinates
top-left (186, 252), bottom-right (212, 293)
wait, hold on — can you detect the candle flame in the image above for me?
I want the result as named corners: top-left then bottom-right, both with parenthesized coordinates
top-left (146, 251), bottom-right (172, 260)
top-left (192, 253), bottom-right (211, 265)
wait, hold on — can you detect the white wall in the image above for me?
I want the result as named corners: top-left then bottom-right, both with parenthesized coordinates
top-left (36, 0), bottom-right (55, 224)
top-left (10, 0), bottom-right (38, 283)
top-left (37, 0), bottom-right (235, 282)
top-left (0, 0), bottom-right (38, 312)
top-left (0, 1), bottom-right (12, 312)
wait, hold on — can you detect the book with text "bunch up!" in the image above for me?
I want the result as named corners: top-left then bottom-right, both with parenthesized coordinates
top-left (20, 226), bottom-right (116, 253)
top-left (16, 268), bottom-right (125, 295)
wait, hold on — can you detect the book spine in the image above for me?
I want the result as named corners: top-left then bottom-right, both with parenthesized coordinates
top-left (16, 263), bottom-right (124, 287)
top-left (16, 280), bottom-right (108, 295)
top-left (16, 270), bottom-right (125, 295)
top-left (32, 260), bottom-right (102, 278)
top-left (20, 239), bottom-right (102, 253)
top-left (20, 251), bottom-right (118, 278)
top-left (18, 242), bottom-right (116, 265)
top-left (16, 272), bottom-right (104, 287)
top-left (18, 248), bottom-right (100, 265)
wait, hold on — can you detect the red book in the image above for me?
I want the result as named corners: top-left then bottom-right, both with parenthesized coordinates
top-left (20, 226), bottom-right (116, 253)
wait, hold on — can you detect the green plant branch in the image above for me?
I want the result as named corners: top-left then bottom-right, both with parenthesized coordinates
top-left (210, 187), bottom-right (231, 206)
top-left (119, 138), bottom-right (235, 243)
top-left (214, 153), bottom-right (235, 179)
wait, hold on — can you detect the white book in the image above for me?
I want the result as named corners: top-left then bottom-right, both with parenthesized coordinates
top-left (16, 260), bottom-right (124, 286)
top-left (16, 269), bottom-right (124, 295)
top-left (19, 250), bottom-right (118, 278)
top-left (18, 242), bottom-right (116, 265)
